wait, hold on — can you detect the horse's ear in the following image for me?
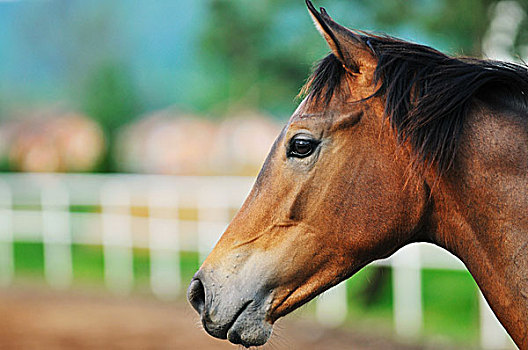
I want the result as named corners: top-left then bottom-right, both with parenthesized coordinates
top-left (306, 0), bottom-right (374, 75)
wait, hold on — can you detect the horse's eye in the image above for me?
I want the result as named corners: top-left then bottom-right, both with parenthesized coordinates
top-left (288, 138), bottom-right (317, 158)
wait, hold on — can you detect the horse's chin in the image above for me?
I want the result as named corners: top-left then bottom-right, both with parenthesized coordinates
top-left (225, 304), bottom-right (273, 347)
top-left (202, 299), bottom-right (273, 348)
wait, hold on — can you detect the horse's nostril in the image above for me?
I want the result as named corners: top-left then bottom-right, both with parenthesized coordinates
top-left (187, 278), bottom-right (206, 314)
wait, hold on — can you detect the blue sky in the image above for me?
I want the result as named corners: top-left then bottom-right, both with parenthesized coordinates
top-left (0, 1), bottom-right (205, 112)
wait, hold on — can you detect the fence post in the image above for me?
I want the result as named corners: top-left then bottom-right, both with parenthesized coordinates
top-left (101, 181), bottom-right (134, 295)
top-left (197, 188), bottom-right (230, 264)
top-left (148, 186), bottom-right (180, 300)
top-left (0, 181), bottom-right (13, 287)
top-left (315, 282), bottom-right (348, 327)
top-left (41, 184), bottom-right (72, 289)
top-left (392, 244), bottom-right (423, 338)
top-left (479, 290), bottom-right (512, 349)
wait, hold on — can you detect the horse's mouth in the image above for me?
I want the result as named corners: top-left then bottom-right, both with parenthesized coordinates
top-left (206, 299), bottom-right (273, 348)
top-left (188, 276), bottom-right (274, 348)
top-left (206, 300), bottom-right (251, 341)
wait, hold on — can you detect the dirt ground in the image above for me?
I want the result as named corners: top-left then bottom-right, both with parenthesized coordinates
top-left (0, 287), bottom-right (469, 350)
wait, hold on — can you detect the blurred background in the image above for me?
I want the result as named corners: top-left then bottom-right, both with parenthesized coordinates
top-left (0, 0), bottom-right (526, 349)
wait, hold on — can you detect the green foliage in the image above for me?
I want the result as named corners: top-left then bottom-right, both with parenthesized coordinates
top-left (81, 61), bottom-right (141, 132)
top-left (199, 0), bottom-right (321, 117)
top-left (424, 0), bottom-right (492, 55)
top-left (365, 0), bottom-right (492, 55)
top-left (197, 0), bottom-right (528, 118)
top-left (80, 61), bottom-right (142, 171)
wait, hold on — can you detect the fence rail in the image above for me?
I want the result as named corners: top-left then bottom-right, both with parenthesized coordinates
top-left (0, 173), bottom-right (514, 349)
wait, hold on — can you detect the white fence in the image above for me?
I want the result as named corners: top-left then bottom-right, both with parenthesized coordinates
top-left (0, 173), bottom-right (514, 349)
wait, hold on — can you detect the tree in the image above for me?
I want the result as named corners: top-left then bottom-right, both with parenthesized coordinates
top-left (198, 0), bottom-right (528, 118)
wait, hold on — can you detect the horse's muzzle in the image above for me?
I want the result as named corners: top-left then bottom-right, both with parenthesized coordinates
top-left (187, 268), bottom-right (273, 347)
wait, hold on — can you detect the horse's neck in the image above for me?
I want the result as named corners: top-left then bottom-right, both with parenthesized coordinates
top-left (428, 106), bottom-right (528, 347)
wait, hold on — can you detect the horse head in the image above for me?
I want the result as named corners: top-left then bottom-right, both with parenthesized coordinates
top-left (188, 2), bottom-right (430, 346)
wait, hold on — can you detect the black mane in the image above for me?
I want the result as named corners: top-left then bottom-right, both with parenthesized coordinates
top-left (302, 35), bottom-right (528, 174)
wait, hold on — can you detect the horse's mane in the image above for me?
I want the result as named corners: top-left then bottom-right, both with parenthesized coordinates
top-left (302, 34), bottom-right (528, 174)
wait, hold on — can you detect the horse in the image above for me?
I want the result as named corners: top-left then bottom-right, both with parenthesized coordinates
top-left (188, 1), bottom-right (528, 348)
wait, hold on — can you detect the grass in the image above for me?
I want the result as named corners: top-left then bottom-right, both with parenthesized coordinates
top-left (72, 245), bottom-right (104, 282)
top-left (422, 268), bottom-right (479, 343)
top-left (338, 266), bottom-right (480, 345)
top-left (9, 241), bottom-right (480, 344)
top-left (14, 242), bottom-right (45, 279)
top-left (12, 242), bottom-right (201, 289)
